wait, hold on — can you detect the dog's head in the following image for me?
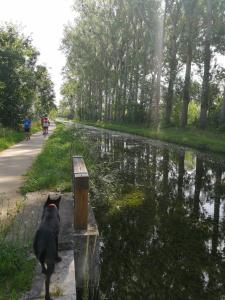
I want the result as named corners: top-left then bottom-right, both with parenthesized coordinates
top-left (44, 194), bottom-right (62, 209)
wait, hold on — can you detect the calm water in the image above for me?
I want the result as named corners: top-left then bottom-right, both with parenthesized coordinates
top-left (75, 125), bottom-right (225, 300)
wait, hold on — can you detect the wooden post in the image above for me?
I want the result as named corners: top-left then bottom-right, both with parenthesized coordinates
top-left (72, 156), bottom-right (89, 230)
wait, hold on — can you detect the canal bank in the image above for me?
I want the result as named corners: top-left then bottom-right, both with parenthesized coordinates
top-left (78, 120), bottom-right (225, 155)
top-left (71, 124), bottom-right (225, 300)
top-left (19, 123), bottom-right (225, 299)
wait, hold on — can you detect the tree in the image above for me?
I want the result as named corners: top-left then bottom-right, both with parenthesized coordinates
top-left (60, 80), bottom-right (77, 119)
top-left (0, 24), bottom-right (38, 127)
top-left (150, 3), bottom-right (165, 127)
top-left (61, 0), bottom-right (225, 130)
top-left (199, 0), bottom-right (225, 129)
top-left (34, 65), bottom-right (56, 116)
top-left (180, 0), bottom-right (198, 128)
top-left (199, 0), bottom-right (213, 129)
top-left (164, 0), bottom-right (182, 126)
top-left (219, 87), bottom-right (225, 124)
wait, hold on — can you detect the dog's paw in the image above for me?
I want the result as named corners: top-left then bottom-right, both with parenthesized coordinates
top-left (55, 256), bottom-right (62, 263)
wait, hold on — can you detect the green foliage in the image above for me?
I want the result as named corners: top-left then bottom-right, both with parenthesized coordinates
top-left (49, 108), bottom-right (58, 119)
top-left (188, 100), bottom-right (200, 125)
top-left (0, 127), bottom-right (24, 151)
top-left (61, 0), bottom-right (159, 123)
top-left (109, 190), bottom-right (144, 215)
top-left (34, 65), bottom-right (56, 116)
top-left (0, 24), bottom-right (38, 127)
top-left (22, 125), bottom-right (71, 192)
top-left (61, 0), bottom-right (225, 129)
top-left (0, 24), bottom-right (55, 129)
top-left (59, 81), bottom-right (77, 119)
top-left (21, 124), bottom-right (92, 193)
top-left (0, 239), bottom-right (35, 299)
top-left (171, 95), bottom-right (182, 126)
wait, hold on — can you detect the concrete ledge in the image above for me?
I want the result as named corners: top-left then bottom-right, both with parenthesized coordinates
top-left (20, 192), bottom-right (99, 300)
top-left (21, 250), bottom-right (76, 300)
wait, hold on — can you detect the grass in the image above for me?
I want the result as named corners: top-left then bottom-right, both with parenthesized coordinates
top-left (0, 121), bottom-right (41, 152)
top-left (21, 124), bottom-right (93, 193)
top-left (0, 239), bottom-right (36, 300)
top-left (78, 120), bottom-right (225, 154)
top-left (0, 194), bottom-right (36, 300)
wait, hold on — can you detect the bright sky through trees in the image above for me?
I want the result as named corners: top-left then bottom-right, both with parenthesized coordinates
top-left (0, 0), bottom-right (74, 103)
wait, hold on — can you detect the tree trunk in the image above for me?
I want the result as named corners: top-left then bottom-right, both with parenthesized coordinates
top-left (150, 11), bottom-right (165, 127)
top-left (219, 86), bottom-right (225, 124)
top-left (151, 147), bottom-right (157, 188)
top-left (199, 0), bottom-right (212, 129)
top-left (162, 148), bottom-right (169, 191)
top-left (128, 69), bottom-right (134, 121)
top-left (177, 150), bottom-right (185, 199)
top-left (165, 57), bottom-right (177, 126)
top-left (140, 49), bottom-right (147, 122)
top-left (122, 65), bottom-right (128, 121)
top-left (104, 76), bottom-right (109, 121)
top-left (98, 86), bottom-right (103, 121)
top-left (164, 1), bottom-right (181, 126)
top-left (193, 156), bottom-right (203, 219)
top-left (134, 63), bottom-right (140, 122)
top-left (212, 169), bottom-right (222, 256)
top-left (180, 0), bottom-right (195, 128)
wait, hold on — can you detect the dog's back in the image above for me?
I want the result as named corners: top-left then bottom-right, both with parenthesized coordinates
top-left (33, 206), bottom-right (60, 263)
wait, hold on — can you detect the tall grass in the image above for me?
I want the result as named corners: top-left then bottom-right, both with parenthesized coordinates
top-left (0, 194), bottom-right (36, 299)
top-left (0, 240), bottom-right (35, 300)
top-left (22, 124), bottom-right (87, 193)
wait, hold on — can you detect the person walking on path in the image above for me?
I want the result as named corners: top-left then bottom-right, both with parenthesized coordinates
top-left (23, 116), bottom-right (32, 140)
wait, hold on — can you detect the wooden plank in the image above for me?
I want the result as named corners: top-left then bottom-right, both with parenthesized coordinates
top-left (74, 180), bottom-right (88, 229)
top-left (73, 156), bottom-right (88, 176)
top-left (72, 156), bottom-right (89, 230)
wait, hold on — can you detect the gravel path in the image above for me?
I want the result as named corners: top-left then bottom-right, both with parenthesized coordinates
top-left (0, 123), bottom-right (55, 220)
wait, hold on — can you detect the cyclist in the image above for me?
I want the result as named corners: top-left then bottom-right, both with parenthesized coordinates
top-left (42, 116), bottom-right (50, 135)
top-left (23, 116), bottom-right (31, 140)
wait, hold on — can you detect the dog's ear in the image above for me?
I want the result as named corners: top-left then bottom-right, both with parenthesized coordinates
top-left (53, 196), bottom-right (61, 209)
top-left (56, 196), bottom-right (61, 204)
top-left (43, 195), bottom-right (51, 208)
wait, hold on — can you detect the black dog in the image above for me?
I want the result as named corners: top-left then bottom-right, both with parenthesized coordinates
top-left (33, 195), bottom-right (62, 300)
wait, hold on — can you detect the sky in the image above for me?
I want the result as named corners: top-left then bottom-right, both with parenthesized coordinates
top-left (0, 0), bottom-right (75, 104)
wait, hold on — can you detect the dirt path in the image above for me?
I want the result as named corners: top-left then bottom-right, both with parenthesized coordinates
top-left (0, 123), bottom-right (55, 216)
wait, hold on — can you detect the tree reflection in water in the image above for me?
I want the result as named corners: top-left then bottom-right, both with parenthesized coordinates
top-left (76, 126), bottom-right (225, 300)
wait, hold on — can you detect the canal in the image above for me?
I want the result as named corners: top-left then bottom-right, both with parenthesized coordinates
top-left (74, 124), bottom-right (225, 300)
